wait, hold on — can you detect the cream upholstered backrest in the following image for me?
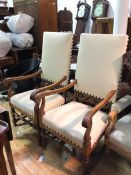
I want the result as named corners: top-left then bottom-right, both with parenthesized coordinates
top-left (75, 34), bottom-right (128, 102)
top-left (41, 32), bottom-right (73, 85)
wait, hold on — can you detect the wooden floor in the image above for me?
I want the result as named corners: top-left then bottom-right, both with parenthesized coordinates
top-left (0, 99), bottom-right (131, 175)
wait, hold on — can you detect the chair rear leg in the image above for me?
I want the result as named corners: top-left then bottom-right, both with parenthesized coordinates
top-left (10, 107), bottom-right (18, 126)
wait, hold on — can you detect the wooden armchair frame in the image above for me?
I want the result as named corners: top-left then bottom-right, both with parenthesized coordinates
top-left (29, 34), bottom-right (128, 169)
top-left (32, 82), bottom-right (116, 160)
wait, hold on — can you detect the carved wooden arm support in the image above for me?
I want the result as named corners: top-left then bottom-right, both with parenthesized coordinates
top-left (30, 76), bottom-right (67, 101)
top-left (82, 90), bottom-right (116, 128)
top-left (105, 95), bottom-right (131, 136)
top-left (105, 111), bottom-right (118, 137)
top-left (3, 69), bottom-right (42, 87)
top-left (32, 80), bottom-right (77, 102)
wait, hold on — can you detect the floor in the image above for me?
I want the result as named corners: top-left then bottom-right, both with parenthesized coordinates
top-left (0, 99), bottom-right (131, 175)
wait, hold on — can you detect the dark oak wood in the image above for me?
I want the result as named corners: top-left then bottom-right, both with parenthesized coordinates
top-left (10, 46), bottom-right (38, 64)
top-left (58, 7), bottom-right (73, 32)
top-left (0, 7), bottom-right (14, 20)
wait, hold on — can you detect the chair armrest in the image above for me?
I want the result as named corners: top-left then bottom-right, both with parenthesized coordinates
top-left (30, 76), bottom-right (67, 101)
top-left (105, 95), bottom-right (131, 136)
top-left (32, 80), bottom-right (77, 102)
top-left (3, 69), bottom-right (42, 87)
top-left (82, 90), bottom-right (116, 128)
top-left (104, 111), bottom-right (118, 137)
top-left (111, 95), bottom-right (131, 113)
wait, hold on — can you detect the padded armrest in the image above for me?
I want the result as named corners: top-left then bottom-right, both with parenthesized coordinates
top-left (111, 95), bottom-right (131, 113)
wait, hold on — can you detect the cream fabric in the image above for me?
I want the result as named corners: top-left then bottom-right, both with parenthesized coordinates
top-left (109, 113), bottom-right (131, 162)
top-left (75, 34), bottom-right (128, 102)
top-left (43, 102), bottom-right (108, 148)
top-left (111, 95), bottom-right (131, 113)
top-left (41, 32), bottom-right (73, 86)
top-left (10, 90), bottom-right (65, 117)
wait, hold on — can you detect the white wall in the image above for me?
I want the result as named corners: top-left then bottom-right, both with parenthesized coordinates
top-left (7, 0), bottom-right (13, 7)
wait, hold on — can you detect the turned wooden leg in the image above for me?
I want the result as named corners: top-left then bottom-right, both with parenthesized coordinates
top-left (40, 129), bottom-right (48, 149)
top-left (4, 137), bottom-right (16, 175)
top-left (0, 136), bottom-right (8, 175)
top-left (10, 108), bottom-right (17, 126)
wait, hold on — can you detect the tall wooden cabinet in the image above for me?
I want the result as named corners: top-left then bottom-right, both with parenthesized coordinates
top-left (13, 0), bottom-right (58, 53)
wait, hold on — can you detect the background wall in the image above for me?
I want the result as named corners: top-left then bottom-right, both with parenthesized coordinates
top-left (7, 0), bottom-right (131, 32)
top-left (8, 0), bottom-right (13, 7)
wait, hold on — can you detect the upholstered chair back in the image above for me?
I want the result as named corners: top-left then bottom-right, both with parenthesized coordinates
top-left (41, 32), bottom-right (73, 86)
top-left (75, 34), bottom-right (128, 103)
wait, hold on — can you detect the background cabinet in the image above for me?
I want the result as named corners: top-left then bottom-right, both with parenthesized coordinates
top-left (13, 0), bottom-right (58, 53)
top-left (95, 17), bottom-right (131, 51)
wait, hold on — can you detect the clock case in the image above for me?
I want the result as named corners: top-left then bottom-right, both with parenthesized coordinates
top-left (76, 1), bottom-right (91, 20)
top-left (91, 0), bottom-right (109, 19)
top-left (74, 1), bottom-right (91, 46)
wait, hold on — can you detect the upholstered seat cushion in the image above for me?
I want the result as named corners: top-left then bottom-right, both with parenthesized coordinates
top-left (109, 113), bottom-right (131, 161)
top-left (43, 102), bottom-right (108, 148)
top-left (10, 90), bottom-right (65, 117)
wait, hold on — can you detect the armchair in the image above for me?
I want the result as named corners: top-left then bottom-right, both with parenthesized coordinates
top-left (3, 32), bottom-right (73, 131)
top-left (105, 95), bottom-right (131, 162)
top-left (32, 34), bottom-right (128, 163)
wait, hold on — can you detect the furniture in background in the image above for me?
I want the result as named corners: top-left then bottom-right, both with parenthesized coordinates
top-left (0, 107), bottom-right (16, 175)
top-left (74, 0), bottom-right (91, 45)
top-left (91, 0), bottom-right (109, 33)
top-left (3, 32), bottom-right (73, 145)
top-left (95, 16), bottom-right (131, 51)
top-left (4, 57), bottom-right (40, 93)
top-left (58, 7), bottom-right (73, 32)
top-left (10, 46), bottom-right (38, 64)
top-left (0, 47), bottom-right (38, 81)
top-left (0, 7), bottom-right (14, 20)
top-left (0, 56), bottom-right (16, 80)
top-left (13, 0), bottom-right (58, 53)
top-left (71, 1), bottom-right (91, 64)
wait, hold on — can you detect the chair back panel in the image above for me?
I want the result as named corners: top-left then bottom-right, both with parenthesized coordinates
top-left (75, 34), bottom-right (128, 102)
top-left (41, 32), bottom-right (73, 85)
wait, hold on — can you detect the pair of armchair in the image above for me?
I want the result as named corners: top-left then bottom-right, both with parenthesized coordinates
top-left (4, 32), bottom-right (131, 164)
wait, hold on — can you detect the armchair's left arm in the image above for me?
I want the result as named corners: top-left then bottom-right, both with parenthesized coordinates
top-left (30, 76), bottom-right (67, 101)
top-left (32, 79), bottom-right (77, 102)
top-left (3, 69), bottom-right (42, 87)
